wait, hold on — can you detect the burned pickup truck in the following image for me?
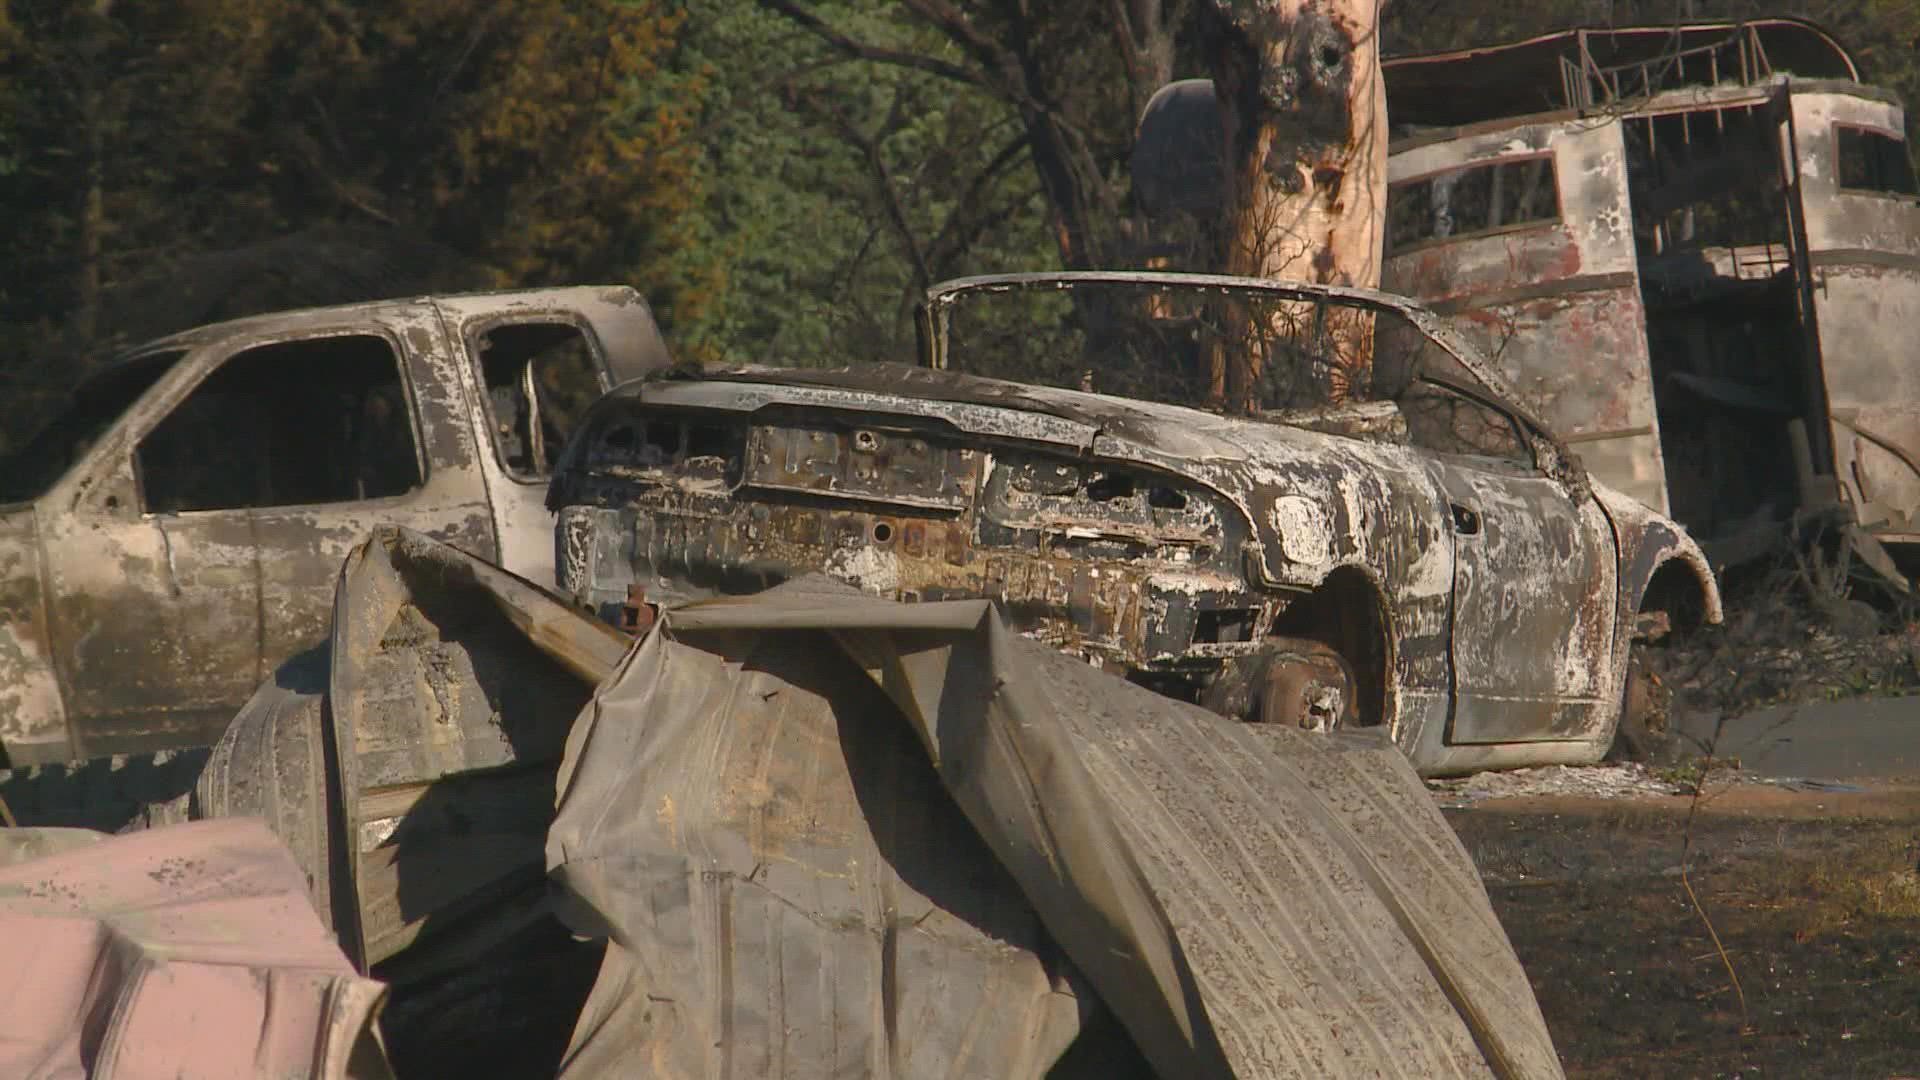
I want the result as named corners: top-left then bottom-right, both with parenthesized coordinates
top-left (0, 285), bottom-right (669, 765)
top-left (549, 271), bottom-right (1723, 776)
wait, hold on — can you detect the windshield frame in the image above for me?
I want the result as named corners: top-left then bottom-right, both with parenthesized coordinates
top-left (917, 269), bottom-right (1581, 482)
top-left (921, 270), bottom-right (1523, 410)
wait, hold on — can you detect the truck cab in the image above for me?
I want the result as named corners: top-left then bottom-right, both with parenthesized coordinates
top-left (0, 286), bottom-right (670, 764)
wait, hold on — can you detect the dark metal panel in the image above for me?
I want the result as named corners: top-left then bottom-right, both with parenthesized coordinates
top-left (547, 580), bottom-right (1565, 1077)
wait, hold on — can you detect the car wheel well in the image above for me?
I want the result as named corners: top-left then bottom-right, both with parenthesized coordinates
top-left (1641, 559), bottom-right (1709, 633)
top-left (1610, 559), bottom-right (1704, 761)
top-left (1267, 567), bottom-right (1391, 727)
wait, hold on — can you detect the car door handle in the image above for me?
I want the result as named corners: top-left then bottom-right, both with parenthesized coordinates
top-left (1450, 502), bottom-right (1481, 536)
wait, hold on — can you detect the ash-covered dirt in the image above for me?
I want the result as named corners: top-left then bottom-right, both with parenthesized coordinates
top-left (1429, 763), bottom-right (1688, 808)
top-left (1443, 775), bottom-right (1920, 1077)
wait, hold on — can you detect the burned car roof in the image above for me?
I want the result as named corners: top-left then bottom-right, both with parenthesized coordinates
top-left (95, 283), bottom-right (656, 361)
top-left (918, 271), bottom-right (1562, 438)
top-left (920, 270), bottom-right (1503, 364)
top-left (616, 271), bottom-right (1553, 436)
top-left (1381, 17), bottom-right (1859, 128)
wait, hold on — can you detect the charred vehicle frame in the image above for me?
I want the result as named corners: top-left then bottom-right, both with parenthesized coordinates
top-left (0, 286), bottom-right (668, 765)
top-left (1378, 18), bottom-right (1920, 588)
top-left (548, 270), bottom-right (1723, 776)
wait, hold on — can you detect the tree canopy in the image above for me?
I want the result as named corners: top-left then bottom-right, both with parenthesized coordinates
top-left (2, 0), bottom-right (1917, 446)
top-left (0, 0), bottom-right (706, 434)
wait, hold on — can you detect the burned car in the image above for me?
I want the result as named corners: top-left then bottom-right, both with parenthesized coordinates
top-left (0, 286), bottom-right (668, 765)
top-left (547, 271), bottom-right (1723, 775)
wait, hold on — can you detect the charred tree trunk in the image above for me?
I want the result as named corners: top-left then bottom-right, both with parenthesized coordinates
top-left (1199, 0), bottom-right (1386, 411)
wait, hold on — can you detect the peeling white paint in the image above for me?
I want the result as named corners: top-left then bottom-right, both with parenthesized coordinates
top-left (1402, 536), bottom-right (1452, 600)
top-left (1271, 495), bottom-right (1333, 566)
top-left (1144, 570), bottom-right (1242, 596)
top-left (826, 545), bottom-right (902, 595)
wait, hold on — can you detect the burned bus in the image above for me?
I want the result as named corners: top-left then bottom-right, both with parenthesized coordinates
top-left (1380, 19), bottom-right (1920, 584)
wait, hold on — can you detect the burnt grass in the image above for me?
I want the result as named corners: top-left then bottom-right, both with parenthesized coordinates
top-left (1448, 795), bottom-right (1920, 1077)
top-left (1456, 546), bottom-right (1920, 1076)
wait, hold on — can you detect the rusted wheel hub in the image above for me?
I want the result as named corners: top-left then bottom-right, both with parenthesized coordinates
top-left (1258, 639), bottom-right (1356, 731)
top-left (1203, 637), bottom-right (1358, 731)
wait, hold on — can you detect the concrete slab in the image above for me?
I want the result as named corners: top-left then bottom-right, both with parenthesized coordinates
top-left (1673, 695), bottom-right (1920, 781)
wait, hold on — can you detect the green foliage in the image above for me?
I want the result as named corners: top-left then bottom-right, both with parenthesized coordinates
top-left (0, 0), bottom-right (708, 441)
top-left (3, 0), bottom-right (1920, 445)
top-left (663, 1), bottom-right (1054, 367)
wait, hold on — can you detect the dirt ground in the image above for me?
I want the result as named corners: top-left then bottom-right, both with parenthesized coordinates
top-left (1446, 779), bottom-right (1920, 1078)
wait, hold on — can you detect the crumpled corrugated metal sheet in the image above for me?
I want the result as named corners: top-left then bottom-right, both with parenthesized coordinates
top-left (0, 817), bottom-right (390, 1080)
top-left (132, 525), bottom-right (630, 971)
top-left (143, 526), bottom-right (628, 1077)
top-left (546, 576), bottom-right (1564, 1079)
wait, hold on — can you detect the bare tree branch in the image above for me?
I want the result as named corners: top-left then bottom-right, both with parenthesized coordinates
top-left (786, 85), bottom-right (932, 292)
top-left (756, 0), bottom-right (989, 90)
top-left (927, 133), bottom-right (1031, 265)
top-left (897, 0), bottom-right (1019, 82)
top-left (761, 0), bottom-right (1123, 270)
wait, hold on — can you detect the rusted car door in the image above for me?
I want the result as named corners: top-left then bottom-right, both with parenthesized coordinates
top-left (1397, 376), bottom-right (1619, 743)
top-left (40, 306), bottom-right (495, 757)
top-left (432, 289), bottom-right (671, 586)
top-left (38, 480), bottom-right (261, 755)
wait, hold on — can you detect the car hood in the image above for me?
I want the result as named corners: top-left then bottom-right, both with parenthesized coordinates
top-left (581, 364), bottom-right (1457, 590)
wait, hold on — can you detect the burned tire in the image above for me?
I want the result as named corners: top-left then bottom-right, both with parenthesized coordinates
top-left (1202, 637), bottom-right (1358, 732)
top-left (1607, 645), bottom-right (1671, 762)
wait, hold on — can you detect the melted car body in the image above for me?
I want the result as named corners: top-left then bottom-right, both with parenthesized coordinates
top-left (548, 271), bottom-right (1722, 776)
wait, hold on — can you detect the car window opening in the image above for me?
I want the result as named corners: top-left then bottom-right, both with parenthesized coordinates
top-left (137, 335), bottom-right (422, 514)
top-left (474, 321), bottom-right (603, 479)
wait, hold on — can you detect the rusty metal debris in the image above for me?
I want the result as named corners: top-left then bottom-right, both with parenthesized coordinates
top-left (614, 582), bottom-right (656, 636)
top-left (548, 270), bottom-right (1723, 777)
top-left (128, 526), bottom-right (627, 1076)
top-left (27, 17), bottom-right (1920, 1076)
top-left (1202, 636), bottom-right (1357, 731)
top-left (1128, 19), bottom-right (1920, 593)
top-left (1378, 19), bottom-right (1920, 588)
top-left (550, 572), bottom-right (1564, 1077)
